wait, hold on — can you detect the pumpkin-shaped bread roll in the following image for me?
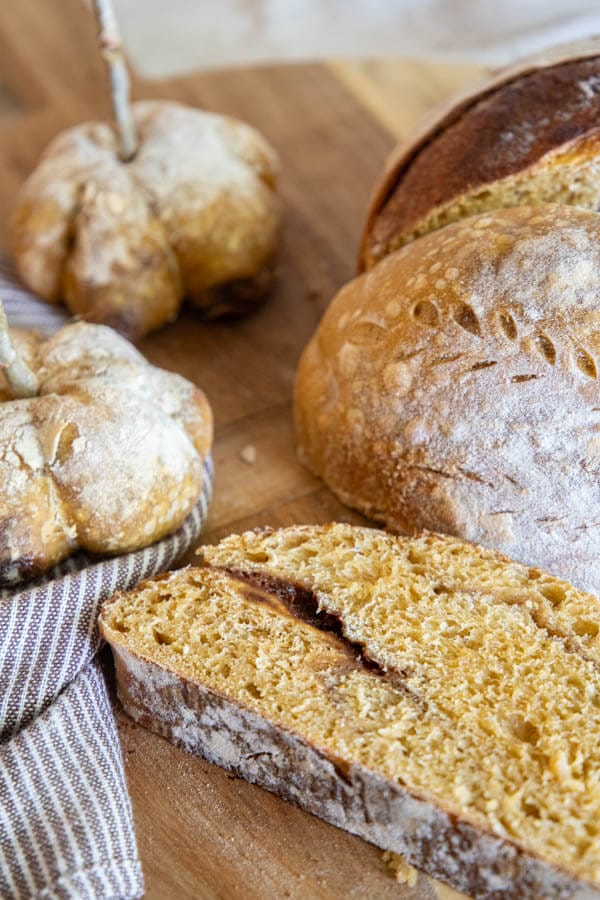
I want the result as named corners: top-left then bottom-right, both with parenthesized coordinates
top-left (0, 320), bottom-right (212, 585)
top-left (11, 101), bottom-right (280, 339)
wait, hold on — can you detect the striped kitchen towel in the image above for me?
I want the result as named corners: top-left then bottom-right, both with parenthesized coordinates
top-left (0, 255), bottom-right (213, 899)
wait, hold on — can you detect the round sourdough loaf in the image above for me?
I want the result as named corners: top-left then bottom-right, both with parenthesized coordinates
top-left (361, 44), bottom-right (600, 270)
top-left (295, 205), bottom-right (600, 594)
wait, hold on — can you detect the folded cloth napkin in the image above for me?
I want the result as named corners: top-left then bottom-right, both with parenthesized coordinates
top-left (0, 255), bottom-right (213, 899)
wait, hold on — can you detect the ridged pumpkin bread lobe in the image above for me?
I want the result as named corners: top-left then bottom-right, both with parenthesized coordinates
top-left (295, 205), bottom-right (600, 595)
top-left (100, 524), bottom-right (600, 898)
top-left (362, 54), bottom-right (600, 269)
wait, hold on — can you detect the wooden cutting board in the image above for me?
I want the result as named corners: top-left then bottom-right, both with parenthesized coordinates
top-left (0, 2), bottom-right (487, 896)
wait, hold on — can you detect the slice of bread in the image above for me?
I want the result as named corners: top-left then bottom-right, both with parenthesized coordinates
top-left (100, 524), bottom-right (600, 899)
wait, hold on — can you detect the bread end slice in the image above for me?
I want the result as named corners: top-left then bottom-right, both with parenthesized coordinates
top-left (105, 609), bottom-right (596, 900)
top-left (101, 525), bottom-right (600, 899)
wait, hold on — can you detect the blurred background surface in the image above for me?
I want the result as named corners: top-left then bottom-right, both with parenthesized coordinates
top-left (115, 0), bottom-right (600, 76)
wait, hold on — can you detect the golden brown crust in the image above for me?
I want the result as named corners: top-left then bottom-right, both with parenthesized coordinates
top-left (11, 101), bottom-right (280, 340)
top-left (361, 44), bottom-right (600, 270)
top-left (0, 321), bottom-right (213, 585)
top-left (295, 205), bottom-right (600, 595)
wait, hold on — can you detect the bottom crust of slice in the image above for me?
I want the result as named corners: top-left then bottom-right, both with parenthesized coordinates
top-left (112, 645), bottom-right (598, 900)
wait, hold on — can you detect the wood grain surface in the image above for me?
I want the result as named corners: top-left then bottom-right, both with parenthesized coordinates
top-left (0, 1), bottom-right (485, 896)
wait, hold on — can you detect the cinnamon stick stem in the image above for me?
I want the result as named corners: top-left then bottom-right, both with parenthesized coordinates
top-left (0, 302), bottom-right (38, 399)
top-left (91, 0), bottom-right (138, 161)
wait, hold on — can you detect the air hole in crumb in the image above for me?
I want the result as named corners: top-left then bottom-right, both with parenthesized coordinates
top-left (407, 548), bottom-right (426, 566)
top-left (464, 636), bottom-right (483, 650)
top-left (498, 311), bottom-right (518, 340)
top-left (575, 348), bottom-right (597, 379)
top-left (113, 620), bottom-right (129, 633)
top-left (245, 682), bottom-right (262, 699)
top-left (411, 299), bottom-right (439, 326)
top-left (153, 628), bottom-right (175, 645)
top-left (511, 374), bottom-right (538, 383)
top-left (471, 360), bottom-right (497, 371)
top-left (521, 800), bottom-right (541, 819)
top-left (534, 333), bottom-right (556, 365)
top-left (573, 619), bottom-right (599, 638)
top-left (285, 534), bottom-right (311, 550)
top-left (302, 548), bottom-right (319, 560)
top-left (507, 716), bottom-right (539, 745)
top-left (246, 551), bottom-right (270, 563)
top-left (539, 583), bottom-right (566, 606)
top-left (454, 303), bottom-right (481, 336)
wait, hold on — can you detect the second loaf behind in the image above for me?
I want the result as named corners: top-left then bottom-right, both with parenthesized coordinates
top-left (361, 46), bottom-right (600, 268)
